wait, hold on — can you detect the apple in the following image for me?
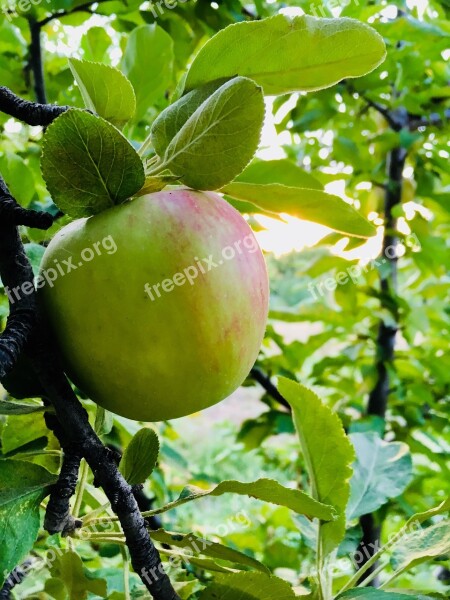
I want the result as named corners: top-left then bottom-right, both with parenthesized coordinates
top-left (39, 189), bottom-right (269, 421)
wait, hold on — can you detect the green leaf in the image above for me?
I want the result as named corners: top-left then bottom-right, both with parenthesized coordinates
top-left (24, 243), bottom-right (45, 277)
top-left (390, 520), bottom-right (450, 574)
top-left (347, 433), bottom-right (413, 520)
top-left (151, 529), bottom-right (269, 573)
top-left (0, 398), bottom-right (46, 416)
top-left (153, 77), bottom-right (265, 190)
top-left (184, 15), bottom-right (386, 95)
top-left (135, 174), bottom-right (180, 197)
top-left (144, 477), bottom-right (335, 521)
top-left (119, 428), bottom-right (159, 485)
top-left (0, 460), bottom-right (56, 586)
top-left (122, 24), bottom-right (174, 120)
top-left (49, 550), bottom-right (107, 600)
top-left (199, 572), bottom-right (296, 599)
top-left (68, 58), bottom-right (136, 128)
top-left (235, 159), bottom-right (323, 190)
top-left (221, 183), bottom-right (376, 238)
top-left (1, 412), bottom-right (48, 454)
top-left (150, 78), bottom-right (229, 158)
top-left (41, 109), bottom-right (145, 218)
top-left (278, 378), bottom-right (354, 558)
top-left (338, 590), bottom-right (413, 599)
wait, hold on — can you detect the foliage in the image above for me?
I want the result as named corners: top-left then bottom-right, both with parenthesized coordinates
top-left (0, 0), bottom-right (448, 599)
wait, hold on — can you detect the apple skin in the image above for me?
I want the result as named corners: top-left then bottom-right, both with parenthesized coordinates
top-left (39, 189), bottom-right (269, 421)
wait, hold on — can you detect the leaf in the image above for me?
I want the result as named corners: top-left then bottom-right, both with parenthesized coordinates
top-left (144, 478), bottom-right (335, 521)
top-left (1, 412), bottom-right (48, 454)
top-left (184, 15), bottom-right (386, 95)
top-left (221, 182), bottom-right (376, 238)
top-left (68, 58), bottom-right (136, 128)
top-left (41, 109), bottom-right (145, 218)
top-left (122, 24), bottom-right (174, 120)
top-left (0, 398), bottom-right (46, 416)
top-left (278, 378), bottom-right (354, 557)
top-left (199, 572), bottom-right (296, 599)
top-left (150, 78), bottom-right (229, 158)
top-left (0, 460), bottom-right (56, 586)
top-left (49, 550), bottom-right (107, 600)
top-left (347, 433), bottom-right (413, 520)
top-left (338, 590), bottom-right (413, 599)
top-left (235, 159), bottom-right (323, 190)
top-left (24, 243), bottom-right (45, 277)
top-left (390, 520), bottom-right (450, 574)
top-left (119, 428), bottom-right (159, 485)
top-left (151, 528), bottom-right (269, 573)
top-left (135, 174), bottom-right (180, 197)
top-left (156, 77), bottom-right (265, 190)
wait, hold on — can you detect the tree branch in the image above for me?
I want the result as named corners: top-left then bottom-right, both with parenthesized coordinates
top-left (0, 561), bottom-right (33, 600)
top-left (251, 367), bottom-right (291, 410)
top-left (0, 86), bottom-right (68, 126)
top-left (37, 0), bottom-right (111, 28)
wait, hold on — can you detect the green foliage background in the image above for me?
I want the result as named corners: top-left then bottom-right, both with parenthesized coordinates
top-left (0, 0), bottom-right (448, 598)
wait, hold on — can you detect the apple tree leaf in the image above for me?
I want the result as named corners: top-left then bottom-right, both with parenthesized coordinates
top-left (0, 399), bottom-right (46, 416)
top-left (278, 378), bottom-right (355, 557)
top-left (0, 460), bottom-right (56, 586)
top-left (41, 109), bottom-right (145, 218)
top-left (199, 572), bottom-right (296, 599)
top-left (184, 15), bottom-right (386, 95)
top-left (119, 428), bottom-right (159, 485)
top-left (221, 182), bottom-right (376, 238)
top-left (338, 590), bottom-right (414, 599)
top-left (49, 550), bottom-right (107, 600)
top-left (150, 78), bottom-right (229, 158)
top-left (155, 77), bottom-right (264, 190)
top-left (68, 58), bottom-right (136, 128)
top-left (235, 159), bottom-right (323, 190)
top-left (144, 477), bottom-right (336, 521)
top-left (151, 529), bottom-right (269, 574)
top-left (347, 432), bottom-right (413, 520)
top-left (122, 24), bottom-right (174, 120)
top-left (390, 520), bottom-right (450, 575)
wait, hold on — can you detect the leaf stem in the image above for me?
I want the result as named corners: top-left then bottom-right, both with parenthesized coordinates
top-left (138, 133), bottom-right (154, 157)
top-left (72, 459), bottom-right (89, 518)
top-left (121, 547), bottom-right (131, 600)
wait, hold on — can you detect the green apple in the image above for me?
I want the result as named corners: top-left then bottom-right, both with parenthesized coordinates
top-left (39, 189), bottom-right (269, 421)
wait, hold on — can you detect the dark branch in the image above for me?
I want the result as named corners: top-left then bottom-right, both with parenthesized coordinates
top-left (29, 22), bottom-right (47, 104)
top-left (0, 561), bottom-right (32, 600)
top-left (251, 367), bottom-right (291, 410)
top-left (43, 413), bottom-right (83, 535)
top-left (367, 147), bottom-right (406, 418)
top-left (0, 86), bottom-right (68, 126)
top-left (37, 0), bottom-right (111, 28)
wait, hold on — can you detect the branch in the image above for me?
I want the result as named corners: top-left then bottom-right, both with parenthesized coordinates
top-left (43, 412), bottom-right (83, 535)
top-left (0, 86), bottom-right (68, 126)
top-left (251, 367), bottom-right (291, 410)
top-left (0, 561), bottom-right (32, 600)
top-left (37, 0), bottom-right (111, 28)
top-left (367, 146), bottom-right (406, 418)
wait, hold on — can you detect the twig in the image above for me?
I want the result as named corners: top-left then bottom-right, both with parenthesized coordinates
top-left (37, 0), bottom-right (111, 28)
top-left (0, 561), bottom-right (33, 600)
top-left (250, 367), bottom-right (291, 410)
top-left (0, 86), bottom-right (68, 126)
